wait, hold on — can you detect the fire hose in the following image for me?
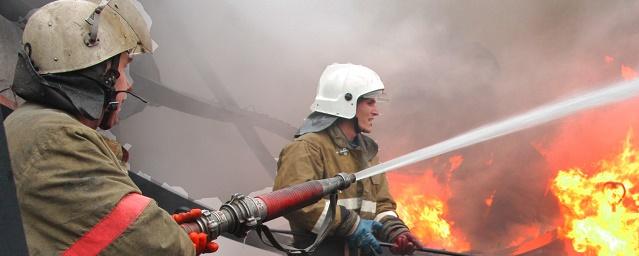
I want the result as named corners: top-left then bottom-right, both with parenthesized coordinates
top-left (179, 173), bottom-right (355, 255)
top-left (377, 242), bottom-right (473, 256)
top-left (178, 171), bottom-right (473, 255)
top-left (264, 228), bottom-right (474, 256)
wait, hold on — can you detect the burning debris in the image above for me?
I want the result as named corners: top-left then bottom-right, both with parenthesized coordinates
top-left (386, 61), bottom-right (639, 255)
top-left (388, 158), bottom-right (471, 252)
top-left (551, 134), bottom-right (639, 255)
top-left (484, 190), bottom-right (496, 208)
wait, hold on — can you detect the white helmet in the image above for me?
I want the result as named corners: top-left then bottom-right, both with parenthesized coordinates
top-left (22, 0), bottom-right (153, 74)
top-left (310, 63), bottom-right (385, 119)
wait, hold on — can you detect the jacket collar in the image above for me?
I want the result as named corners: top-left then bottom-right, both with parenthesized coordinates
top-left (327, 124), bottom-right (378, 161)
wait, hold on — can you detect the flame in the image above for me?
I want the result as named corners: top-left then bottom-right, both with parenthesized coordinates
top-left (535, 58), bottom-right (639, 254)
top-left (603, 55), bottom-right (637, 81)
top-left (385, 56), bottom-right (639, 254)
top-left (484, 190), bottom-right (496, 207)
top-left (605, 56), bottom-right (615, 64)
top-left (621, 65), bottom-right (638, 81)
top-left (510, 228), bottom-right (556, 254)
top-left (550, 134), bottom-right (639, 255)
top-left (388, 156), bottom-right (471, 251)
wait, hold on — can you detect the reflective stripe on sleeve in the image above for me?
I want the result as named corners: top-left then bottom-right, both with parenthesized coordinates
top-left (337, 198), bottom-right (361, 210)
top-left (360, 200), bottom-right (377, 214)
top-left (374, 210), bottom-right (398, 222)
top-left (336, 198), bottom-right (377, 214)
top-left (63, 193), bottom-right (151, 256)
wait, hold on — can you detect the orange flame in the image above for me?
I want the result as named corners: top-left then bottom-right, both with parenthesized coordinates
top-left (387, 56), bottom-right (639, 254)
top-left (605, 56), bottom-right (615, 64)
top-left (551, 133), bottom-right (639, 255)
top-left (484, 190), bottom-right (496, 207)
top-left (388, 156), bottom-right (471, 252)
top-left (621, 65), bottom-right (638, 81)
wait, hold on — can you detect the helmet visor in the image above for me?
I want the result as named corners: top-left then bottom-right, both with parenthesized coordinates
top-left (361, 89), bottom-right (389, 102)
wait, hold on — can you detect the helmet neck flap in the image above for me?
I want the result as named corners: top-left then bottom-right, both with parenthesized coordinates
top-left (13, 47), bottom-right (120, 122)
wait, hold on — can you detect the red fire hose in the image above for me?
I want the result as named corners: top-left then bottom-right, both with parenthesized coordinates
top-left (180, 173), bottom-right (354, 241)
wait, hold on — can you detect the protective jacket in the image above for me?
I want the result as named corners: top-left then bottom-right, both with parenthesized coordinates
top-left (274, 124), bottom-right (400, 254)
top-left (5, 103), bottom-right (195, 256)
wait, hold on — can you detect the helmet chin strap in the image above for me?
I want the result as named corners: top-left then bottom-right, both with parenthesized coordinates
top-left (99, 89), bottom-right (148, 130)
top-left (98, 53), bottom-right (150, 130)
top-left (105, 90), bottom-right (148, 111)
top-left (98, 54), bottom-right (120, 129)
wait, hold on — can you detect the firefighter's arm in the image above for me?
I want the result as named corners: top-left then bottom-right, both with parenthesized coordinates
top-left (274, 141), bottom-right (358, 236)
top-left (101, 199), bottom-right (198, 255)
top-left (14, 119), bottom-right (195, 255)
top-left (373, 171), bottom-right (400, 222)
top-left (35, 128), bottom-right (197, 255)
top-left (372, 171), bottom-right (424, 255)
top-left (372, 171), bottom-right (406, 239)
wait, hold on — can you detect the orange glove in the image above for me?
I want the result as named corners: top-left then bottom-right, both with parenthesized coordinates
top-left (172, 208), bottom-right (202, 223)
top-left (172, 208), bottom-right (219, 254)
top-left (189, 232), bottom-right (219, 254)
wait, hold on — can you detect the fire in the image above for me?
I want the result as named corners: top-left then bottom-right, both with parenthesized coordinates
top-left (605, 56), bottom-right (615, 64)
top-left (395, 190), bottom-right (462, 248)
top-left (621, 65), bottom-right (638, 81)
top-left (385, 56), bottom-right (639, 254)
top-left (541, 58), bottom-right (639, 255)
top-left (484, 190), bottom-right (496, 207)
top-left (551, 134), bottom-right (639, 255)
top-left (388, 156), bottom-right (471, 251)
top-left (604, 54), bottom-right (637, 81)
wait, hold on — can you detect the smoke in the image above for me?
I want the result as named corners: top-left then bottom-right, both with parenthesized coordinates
top-left (365, 0), bottom-right (639, 253)
top-left (0, 15), bottom-right (21, 92)
top-left (102, 0), bottom-right (639, 253)
top-left (0, 0), bottom-right (638, 254)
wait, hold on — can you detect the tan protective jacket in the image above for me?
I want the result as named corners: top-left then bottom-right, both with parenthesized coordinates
top-left (5, 103), bottom-right (195, 256)
top-left (274, 124), bottom-right (399, 238)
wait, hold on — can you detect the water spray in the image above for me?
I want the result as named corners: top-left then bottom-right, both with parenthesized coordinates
top-left (356, 78), bottom-right (639, 180)
top-left (178, 78), bottom-right (639, 255)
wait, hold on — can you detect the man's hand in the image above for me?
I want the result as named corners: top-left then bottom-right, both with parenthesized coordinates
top-left (188, 232), bottom-right (219, 255)
top-left (347, 219), bottom-right (383, 255)
top-left (172, 208), bottom-right (219, 254)
top-left (390, 232), bottom-right (423, 255)
top-left (172, 208), bottom-right (202, 223)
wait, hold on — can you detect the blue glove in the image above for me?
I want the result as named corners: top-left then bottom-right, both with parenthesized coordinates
top-left (347, 219), bottom-right (383, 255)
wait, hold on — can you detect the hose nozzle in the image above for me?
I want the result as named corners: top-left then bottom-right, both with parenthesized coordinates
top-left (334, 172), bottom-right (356, 190)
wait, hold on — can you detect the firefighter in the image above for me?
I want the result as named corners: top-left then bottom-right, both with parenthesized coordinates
top-left (274, 63), bottom-right (423, 255)
top-left (5, 0), bottom-right (216, 255)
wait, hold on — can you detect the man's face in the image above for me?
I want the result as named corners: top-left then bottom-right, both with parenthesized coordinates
top-left (104, 53), bottom-right (133, 129)
top-left (355, 98), bottom-right (379, 133)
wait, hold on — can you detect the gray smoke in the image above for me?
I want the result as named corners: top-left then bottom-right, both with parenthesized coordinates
top-left (2, 0), bottom-right (639, 254)
top-left (101, 0), bottom-right (639, 253)
top-left (367, 0), bottom-right (639, 253)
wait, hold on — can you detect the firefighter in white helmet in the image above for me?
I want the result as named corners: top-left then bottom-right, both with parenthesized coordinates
top-left (5, 0), bottom-right (216, 254)
top-left (274, 63), bottom-right (423, 255)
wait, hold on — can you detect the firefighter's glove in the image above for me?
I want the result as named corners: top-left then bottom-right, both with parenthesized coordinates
top-left (347, 219), bottom-right (383, 255)
top-left (390, 231), bottom-right (423, 255)
top-left (172, 208), bottom-right (202, 224)
top-left (377, 215), bottom-right (422, 254)
top-left (172, 208), bottom-right (219, 255)
top-left (189, 232), bottom-right (219, 255)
